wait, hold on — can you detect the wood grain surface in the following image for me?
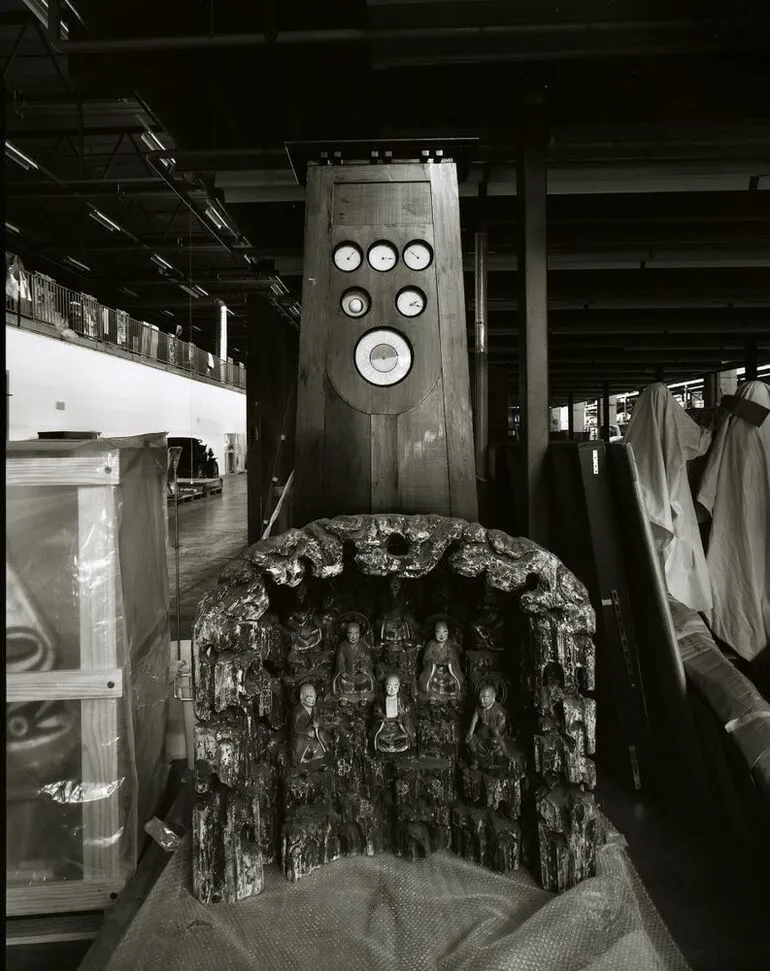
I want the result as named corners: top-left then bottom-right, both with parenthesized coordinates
top-left (7, 669), bottom-right (124, 702)
top-left (295, 165), bottom-right (334, 525)
top-left (430, 163), bottom-right (478, 521)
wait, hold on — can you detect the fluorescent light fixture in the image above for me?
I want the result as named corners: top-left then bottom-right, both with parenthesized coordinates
top-left (179, 284), bottom-right (200, 299)
top-left (150, 253), bottom-right (174, 271)
top-left (205, 205), bottom-right (228, 231)
top-left (141, 131), bottom-right (165, 152)
top-left (89, 208), bottom-right (123, 233)
top-left (162, 310), bottom-right (174, 318)
top-left (5, 221), bottom-right (20, 233)
top-left (193, 285), bottom-right (209, 297)
top-left (119, 286), bottom-right (138, 298)
top-left (64, 256), bottom-right (91, 272)
top-left (21, 1), bottom-right (70, 38)
top-left (5, 140), bottom-right (39, 171)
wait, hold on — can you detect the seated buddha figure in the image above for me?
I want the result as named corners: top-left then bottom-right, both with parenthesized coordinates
top-left (372, 673), bottom-right (415, 755)
top-left (418, 620), bottom-right (464, 701)
top-left (332, 621), bottom-right (375, 706)
top-left (465, 682), bottom-right (514, 771)
top-left (376, 576), bottom-right (417, 649)
top-left (467, 583), bottom-right (506, 652)
top-left (290, 683), bottom-right (330, 768)
top-left (285, 582), bottom-right (323, 662)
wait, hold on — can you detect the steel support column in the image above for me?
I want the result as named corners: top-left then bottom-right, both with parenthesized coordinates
top-left (246, 296), bottom-right (298, 545)
top-left (474, 230), bottom-right (489, 482)
top-left (703, 372), bottom-right (718, 407)
top-left (567, 393), bottom-right (575, 439)
top-left (246, 296), bottom-right (263, 545)
top-left (517, 89), bottom-right (549, 545)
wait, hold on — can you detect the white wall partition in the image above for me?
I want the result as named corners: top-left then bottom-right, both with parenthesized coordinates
top-left (6, 325), bottom-right (246, 472)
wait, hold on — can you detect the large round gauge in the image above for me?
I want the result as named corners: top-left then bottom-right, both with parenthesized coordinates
top-left (367, 240), bottom-right (398, 272)
top-left (333, 241), bottom-right (363, 272)
top-left (395, 286), bottom-right (426, 318)
top-left (403, 239), bottom-right (433, 271)
top-left (340, 287), bottom-right (371, 318)
top-left (354, 329), bottom-right (413, 387)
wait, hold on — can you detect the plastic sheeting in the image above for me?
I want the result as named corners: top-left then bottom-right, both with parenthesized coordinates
top-left (104, 830), bottom-right (689, 971)
top-left (5, 434), bottom-right (170, 903)
top-left (623, 383), bottom-right (712, 612)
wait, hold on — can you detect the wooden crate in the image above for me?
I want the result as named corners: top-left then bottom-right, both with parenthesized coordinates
top-left (6, 436), bottom-right (170, 916)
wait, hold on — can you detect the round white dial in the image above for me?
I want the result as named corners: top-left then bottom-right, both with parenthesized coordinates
top-left (403, 240), bottom-right (433, 271)
top-left (355, 329), bottom-right (412, 386)
top-left (396, 287), bottom-right (426, 318)
top-left (333, 242), bottom-right (363, 272)
top-left (367, 240), bottom-right (398, 272)
top-left (340, 288), bottom-right (371, 318)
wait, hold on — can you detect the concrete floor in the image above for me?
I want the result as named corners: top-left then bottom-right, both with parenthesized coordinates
top-left (167, 473), bottom-right (249, 641)
top-left (8, 476), bottom-right (770, 970)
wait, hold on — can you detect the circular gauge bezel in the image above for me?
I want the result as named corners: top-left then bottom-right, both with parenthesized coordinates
top-left (332, 241), bottom-right (363, 273)
top-left (354, 328), bottom-right (413, 387)
top-left (395, 286), bottom-right (427, 318)
top-left (340, 287), bottom-right (371, 318)
top-left (367, 240), bottom-right (399, 273)
top-left (402, 239), bottom-right (434, 271)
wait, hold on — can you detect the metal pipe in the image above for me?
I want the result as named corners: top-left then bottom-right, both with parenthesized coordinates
top-left (601, 382), bottom-right (610, 441)
top-left (52, 20), bottom-right (745, 54)
top-left (745, 339), bottom-right (758, 380)
top-left (474, 230), bottom-right (489, 480)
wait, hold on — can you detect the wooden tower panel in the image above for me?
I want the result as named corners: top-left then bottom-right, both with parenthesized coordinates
top-left (295, 160), bottom-right (477, 524)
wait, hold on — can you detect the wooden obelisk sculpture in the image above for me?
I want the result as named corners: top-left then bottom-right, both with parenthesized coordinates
top-left (291, 142), bottom-right (478, 524)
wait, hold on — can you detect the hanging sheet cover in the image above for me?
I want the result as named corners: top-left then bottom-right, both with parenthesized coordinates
top-left (102, 828), bottom-right (690, 971)
top-left (697, 380), bottom-right (770, 662)
top-left (623, 384), bottom-right (712, 612)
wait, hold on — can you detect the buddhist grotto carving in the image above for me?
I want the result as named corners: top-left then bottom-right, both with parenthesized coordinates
top-left (192, 515), bottom-right (598, 903)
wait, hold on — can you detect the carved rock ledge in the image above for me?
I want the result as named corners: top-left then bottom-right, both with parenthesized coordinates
top-left (192, 515), bottom-right (598, 903)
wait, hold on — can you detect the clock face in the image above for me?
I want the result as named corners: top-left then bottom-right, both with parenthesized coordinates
top-left (354, 329), bottom-right (413, 386)
top-left (340, 288), bottom-right (371, 318)
top-left (367, 240), bottom-right (399, 272)
top-left (395, 286), bottom-right (426, 318)
top-left (333, 241), bottom-right (363, 272)
top-left (403, 240), bottom-right (433, 271)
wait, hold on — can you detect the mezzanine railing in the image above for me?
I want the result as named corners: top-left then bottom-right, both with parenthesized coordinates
top-left (5, 259), bottom-right (246, 391)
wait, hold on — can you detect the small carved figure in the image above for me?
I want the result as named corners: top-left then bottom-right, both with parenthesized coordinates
top-left (372, 673), bottom-right (416, 754)
top-left (333, 621), bottom-right (375, 705)
top-left (465, 681), bottom-right (514, 771)
top-left (377, 576), bottom-right (417, 647)
top-left (467, 584), bottom-right (506, 651)
top-left (419, 620), bottom-right (464, 701)
top-left (289, 683), bottom-right (330, 767)
top-left (285, 583), bottom-right (323, 656)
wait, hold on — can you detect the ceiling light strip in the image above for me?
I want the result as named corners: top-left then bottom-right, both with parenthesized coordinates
top-left (5, 140), bottom-right (39, 171)
top-left (150, 252), bottom-right (174, 271)
top-left (64, 256), bottom-right (91, 272)
top-left (89, 208), bottom-right (123, 233)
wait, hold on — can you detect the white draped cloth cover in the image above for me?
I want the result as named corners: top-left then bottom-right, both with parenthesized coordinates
top-left (697, 380), bottom-right (770, 662)
top-left (624, 383), bottom-right (712, 611)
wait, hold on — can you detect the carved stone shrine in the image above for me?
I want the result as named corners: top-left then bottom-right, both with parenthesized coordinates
top-left (192, 515), bottom-right (598, 902)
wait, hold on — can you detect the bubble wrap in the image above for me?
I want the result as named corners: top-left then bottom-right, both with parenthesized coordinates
top-left (105, 831), bottom-right (689, 971)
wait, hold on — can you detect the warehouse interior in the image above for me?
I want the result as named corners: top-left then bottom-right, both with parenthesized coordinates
top-left (4, 2), bottom-right (770, 970)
